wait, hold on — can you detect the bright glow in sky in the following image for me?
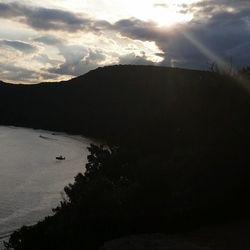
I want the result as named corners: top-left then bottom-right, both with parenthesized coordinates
top-left (0, 0), bottom-right (249, 83)
top-left (120, 0), bottom-right (194, 27)
top-left (35, 0), bottom-right (196, 26)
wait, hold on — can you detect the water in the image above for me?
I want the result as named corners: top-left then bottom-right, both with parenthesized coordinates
top-left (0, 126), bottom-right (91, 247)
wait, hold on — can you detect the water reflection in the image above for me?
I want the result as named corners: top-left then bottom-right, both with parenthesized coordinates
top-left (0, 126), bottom-right (90, 244)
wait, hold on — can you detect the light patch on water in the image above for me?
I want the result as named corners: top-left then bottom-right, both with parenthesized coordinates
top-left (0, 126), bottom-right (92, 246)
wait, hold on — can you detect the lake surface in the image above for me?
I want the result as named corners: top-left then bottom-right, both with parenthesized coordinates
top-left (0, 126), bottom-right (91, 247)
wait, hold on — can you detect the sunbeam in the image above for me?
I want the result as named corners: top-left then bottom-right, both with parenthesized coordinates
top-left (182, 30), bottom-right (250, 93)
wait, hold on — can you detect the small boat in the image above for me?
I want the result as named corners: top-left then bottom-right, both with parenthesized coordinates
top-left (56, 155), bottom-right (66, 160)
top-left (39, 135), bottom-right (48, 139)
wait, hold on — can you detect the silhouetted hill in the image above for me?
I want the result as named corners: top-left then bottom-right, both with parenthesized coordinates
top-left (0, 65), bottom-right (249, 151)
top-left (4, 65), bottom-right (250, 250)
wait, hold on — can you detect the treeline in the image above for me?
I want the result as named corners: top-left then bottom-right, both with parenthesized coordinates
top-left (5, 144), bottom-right (250, 250)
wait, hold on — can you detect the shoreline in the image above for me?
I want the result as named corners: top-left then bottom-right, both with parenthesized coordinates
top-left (0, 126), bottom-right (93, 249)
top-left (0, 125), bottom-right (102, 150)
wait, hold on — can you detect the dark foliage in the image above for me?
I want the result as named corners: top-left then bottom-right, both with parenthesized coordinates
top-left (241, 66), bottom-right (250, 77)
top-left (5, 144), bottom-right (250, 250)
top-left (2, 65), bottom-right (250, 249)
top-left (5, 145), bottom-right (168, 250)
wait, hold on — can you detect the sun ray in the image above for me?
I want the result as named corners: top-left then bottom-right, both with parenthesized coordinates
top-left (181, 30), bottom-right (250, 93)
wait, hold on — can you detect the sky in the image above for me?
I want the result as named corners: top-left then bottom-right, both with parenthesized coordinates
top-left (0, 0), bottom-right (249, 83)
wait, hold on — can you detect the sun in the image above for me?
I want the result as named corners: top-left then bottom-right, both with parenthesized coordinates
top-left (150, 5), bottom-right (193, 26)
top-left (121, 0), bottom-right (196, 27)
top-left (33, 0), bottom-right (196, 27)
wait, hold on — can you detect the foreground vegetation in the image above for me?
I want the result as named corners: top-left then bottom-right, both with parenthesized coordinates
top-left (5, 143), bottom-right (250, 250)
top-left (1, 65), bottom-right (250, 249)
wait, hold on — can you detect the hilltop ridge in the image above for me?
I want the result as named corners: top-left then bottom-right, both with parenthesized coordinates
top-left (3, 65), bottom-right (250, 250)
top-left (0, 65), bottom-right (249, 151)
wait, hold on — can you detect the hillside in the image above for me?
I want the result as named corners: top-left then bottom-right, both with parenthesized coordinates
top-left (0, 65), bottom-right (249, 152)
top-left (3, 65), bottom-right (250, 250)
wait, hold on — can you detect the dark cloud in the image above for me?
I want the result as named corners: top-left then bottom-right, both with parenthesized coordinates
top-left (39, 33), bottom-right (154, 77)
top-left (0, 63), bottom-right (62, 83)
top-left (0, 2), bottom-right (103, 32)
top-left (0, 63), bottom-right (37, 82)
top-left (0, 40), bottom-right (37, 53)
top-left (114, 18), bottom-right (164, 42)
top-left (31, 2), bottom-right (250, 75)
top-left (118, 52), bottom-right (156, 65)
top-left (180, 0), bottom-right (250, 19)
top-left (84, 50), bottom-right (106, 65)
top-left (34, 36), bottom-right (63, 46)
top-left (0, 2), bottom-right (21, 18)
top-left (25, 7), bottom-right (88, 31)
top-left (48, 48), bottom-right (87, 75)
top-left (0, 1), bottom-right (250, 81)
top-left (40, 72), bottom-right (62, 81)
top-left (0, 2), bottom-right (155, 37)
top-left (34, 35), bottom-right (107, 76)
top-left (49, 50), bottom-right (154, 77)
top-left (114, 5), bottom-right (250, 70)
top-left (32, 53), bottom-right (61, 66)
top-left (177, 9), bottom-right (250, 68)
top-left (48, 45), bottom-right (107, 76)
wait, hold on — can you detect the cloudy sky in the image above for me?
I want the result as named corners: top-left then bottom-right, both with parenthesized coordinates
top-left (0, 0), bottom-right (249, 83)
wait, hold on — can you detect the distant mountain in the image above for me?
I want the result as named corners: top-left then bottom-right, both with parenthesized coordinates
top-left (0, 65), bottom-right (249, 151)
